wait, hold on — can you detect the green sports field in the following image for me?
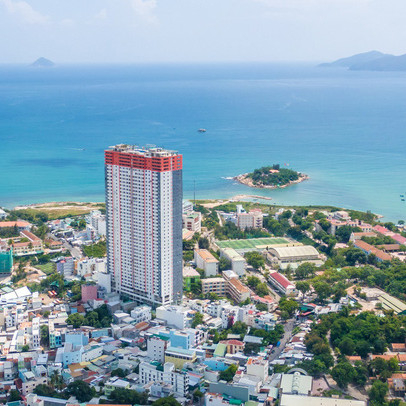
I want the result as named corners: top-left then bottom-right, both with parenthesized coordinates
top-left (215, 237), bottom-right (289, 250)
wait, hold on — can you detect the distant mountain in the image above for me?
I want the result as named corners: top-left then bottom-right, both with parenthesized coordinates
top-left (350, 53), bottom-right (406, 71)
top-left (31, 57), bottom-right (55, 67)
top-left (319, 51), bottom-right (391, 68)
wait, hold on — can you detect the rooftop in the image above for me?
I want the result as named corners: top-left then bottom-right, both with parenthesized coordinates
top-left (269, 272), bottom-right (294, 289)
top-left (0, 221), bottom-right (30, 228)
top-left (107, 144), bottom-right (179, 157)
top-left (183, 267), bottom-right (200, 278)
top-left (195, 249), bottom-right (219, 263)
top-left (216, 237), bottom-right (290, 251)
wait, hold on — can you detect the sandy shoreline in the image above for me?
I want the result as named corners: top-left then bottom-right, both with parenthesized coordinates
top-left (14, 201), bottom-right (104, 211)
top-left (233, 173), bottom-right (309, 189)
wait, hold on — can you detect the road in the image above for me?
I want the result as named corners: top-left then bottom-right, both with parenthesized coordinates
top-left (269, 319), bottom-right (295, 362)
top-left (63, 242), bottom-right (82, 259)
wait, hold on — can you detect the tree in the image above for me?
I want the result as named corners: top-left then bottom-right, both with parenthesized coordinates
top-left (152, 397), bottom-right (182, 406)
top-left (192, 312), bottom-right (204, 328)
top-left (193, 389), bottom-right (204, 403)
top-left (111, 368), bottom-right (127, 378)
top-left (331, 361), bottom-right (356, 388)
top-left (219, 257), bottom-right (231, 271)
top-left (8, 390), bottom-right (22, 402)
top-left (21, 344), bottom-right (29, 352)
top-left (313, 281), bottom-right (332, 302)
top-left (338, 337), bottom-right (355, 356)
top-left (256, 282), bottom-right (269, 297)
top-left (244, 251), bottom-right (265, 270)
top-left (231, 321), bottom-right (248, 335)
top-left (345, 248), bottom-right (367, 266)
top-left (104, 388), bottom-right (148, 405)
top-left (355, 340), bottom-right (371, 358)
top-left (335, 225), bottom-right (354, 243)
top-left (198, 237), bottom-right (210, 249)
top-left (295, 262), bottom-right (316, 279)
top-left (67, 313), bottom-right (85, 328)
top-left (66, 380), bottom-right (95, 402)
top-left (278, 297), bottom-right (299, 318)
top-left (247, 275), bottom-right (261, 288)
top-left (256, 303), bottom-right (268, 312)
top-left (40, 325), bottom-right (49, 347)
top-left (219, 364), bottom-right (238, 382)
top-left (368, 380), bottom-right (388, 405)
top-left (296, 281), bottom-right (310, 296)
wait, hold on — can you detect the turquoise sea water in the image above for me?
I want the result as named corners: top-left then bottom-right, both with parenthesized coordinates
top-left (1, 63), bottom-right (406, 221)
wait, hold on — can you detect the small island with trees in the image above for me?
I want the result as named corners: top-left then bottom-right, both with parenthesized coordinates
top-left (234, 164), bottom-right (308, 189)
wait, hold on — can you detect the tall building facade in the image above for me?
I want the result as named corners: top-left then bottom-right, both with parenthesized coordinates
top-left (105, 144), bottom-right (183, 306)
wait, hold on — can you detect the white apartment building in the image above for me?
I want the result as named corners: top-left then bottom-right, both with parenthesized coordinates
top-left (130, 305), bottom-right (152, 323)
top-left (32, 317), bottom-right (40, 349)
top-left (105, 145), bottom-right (183, 306)
top-left (182, 212), bottom-right (202, 233)
top-left (147, 336), bottom-right (168, 362)
top-left (140, 361), bottom-right (189, 397)
top-left (86, 210), bottom-right (106, 236)
top-left (76, 257), bottom-right (107, 277)
top-left (155, 305), bottom-right (191, 329)
top-left (246, 357), bottom-right (269, 383)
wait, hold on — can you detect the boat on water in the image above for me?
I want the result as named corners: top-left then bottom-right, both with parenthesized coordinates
top-left (198, 128), bottom-right (206, 133)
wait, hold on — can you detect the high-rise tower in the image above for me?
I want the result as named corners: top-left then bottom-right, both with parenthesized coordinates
top-left (105, 144), bottom-right (183, 306)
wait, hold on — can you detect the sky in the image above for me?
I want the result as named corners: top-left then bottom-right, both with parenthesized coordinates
top-left (1, 0), bottom-right (406, 63)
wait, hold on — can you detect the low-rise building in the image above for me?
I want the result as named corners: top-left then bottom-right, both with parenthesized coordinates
top-left (130, 305), bottom-right (152, 323)
top-left (194, 249), bottom-right (219, 276)
top-left (183, 267), bottom-right (201, 292)
top-left (202, 278), bottom-right (227, 297)
top-left (226, 278), bottom-right (250, 303)
top-left (354, 240), bottom-right (392, 262)
top-left (267, 245), bottom-right (323, 270)
top-left (12, 230), bottom-right (43, 256)
top-left (236, 209), bottom-right (263, 230)
top-left (165, 346), bottom-right (196, 369)
top-left (220, 248), bottom-right (246, 276)
top-left (246, 356), bottom-right (269, 382)
top-left (140, 361), bottom-right (189, 397)
top-left (183, 212), bottom-right (202, 233)
top-left (156, 305), bottom-right (192, 329)
top-left (268, 272), bottom-right (296, 296)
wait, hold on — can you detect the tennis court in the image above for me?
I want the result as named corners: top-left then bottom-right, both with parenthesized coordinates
top-left (216, 237), bottom-right (289, 250)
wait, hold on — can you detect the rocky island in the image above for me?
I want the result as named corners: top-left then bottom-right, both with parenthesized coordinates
top-left (234, 164), bottom-right (308, 189)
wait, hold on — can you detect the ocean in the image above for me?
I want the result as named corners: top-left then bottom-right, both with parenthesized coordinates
top-left (1, 63), bottom-right (406, 221)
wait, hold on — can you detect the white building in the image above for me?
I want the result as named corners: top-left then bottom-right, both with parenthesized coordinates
top-left (95, 271), bottom-right (112, 293)
top-left (220, 248), bottom-right (246, 276)
top-left (268, 272), bottom-right (296, 296)
top-left (130, 305), bottom-right (152, 323)
top-left (182, 212), bottom-right (202, 233)
top-left (31, 317), bottom-right (40, 349)
top-left (156, 305), bottom-right (191, 329)
top-left (246, 356), bottom-right (269, 383)
top-left (105, 145), bottom-right (183, 306)
top-left (147, 336), bottom-right (168, 362)
top-left (267, 246), bottom-right (323, 270)
top-left (140, 361), bottom-right (189, 397)
top-left (86, 210), bottom-right (106, 236)
top-left (194, 249), bottom-right (219, 276)
top-left (76, 257), bottom-right (107, 277)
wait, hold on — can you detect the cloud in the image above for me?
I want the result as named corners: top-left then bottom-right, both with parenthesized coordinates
top-left (130, 0), bottom-right (157, 23)
top-left (0, 0), bottom-right (49, 24)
